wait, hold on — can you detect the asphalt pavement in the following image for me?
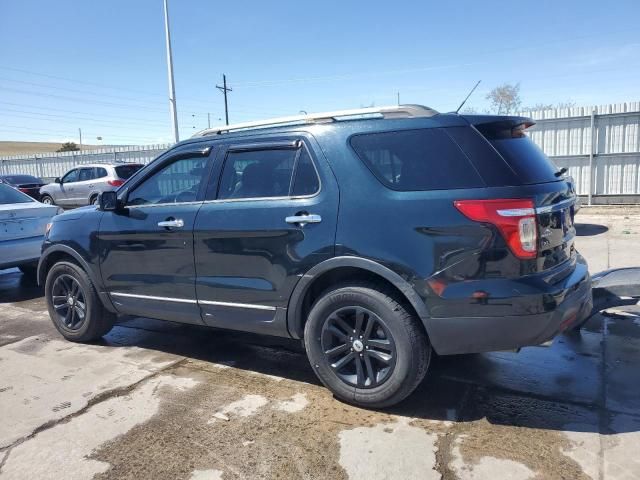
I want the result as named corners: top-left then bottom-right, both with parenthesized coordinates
top-left (0, 207), bottom-right (639, 480)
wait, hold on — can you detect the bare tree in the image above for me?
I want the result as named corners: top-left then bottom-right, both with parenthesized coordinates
top-left (486, 83), bottom-right (521, 114)
top-left (522, 100), bottom-right (577, 112)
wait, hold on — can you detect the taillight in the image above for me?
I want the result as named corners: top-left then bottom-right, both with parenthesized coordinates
top-left (454, 199), bottom-right (538, 259)
top-left (108, 179), bottom-right (125, 187)
top-left (18, 187), bottom-right (29, 193)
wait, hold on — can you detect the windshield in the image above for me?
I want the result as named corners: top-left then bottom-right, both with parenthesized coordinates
top-left (0, 184), bottom-right (34, 204)
top-left (2, 175), bottom-right (42, 185)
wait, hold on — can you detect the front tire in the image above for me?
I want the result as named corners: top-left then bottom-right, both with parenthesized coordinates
top-left (304, 282), bottom-right (431, 408)
top-left (45, 261), bottom-right (115, 342)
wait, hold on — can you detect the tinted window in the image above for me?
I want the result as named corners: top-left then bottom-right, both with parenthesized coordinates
top-left (218, 148), bottom-right (298, 199)
top-left (0, 184), bottom-right (33, 204)
top-left (78, 168), bottom-right (94, 181)
top-left (115, 164), bottom-right (143, 179)
top-left (62, 169), bottom-right (79, 183)
top-left (127, 156), bottom-right (207, 206)
top-left (2, 175), bottom-right (42, 185)
top-left (94, 167), bottom-right (108, 178)
top-left (350, 128), bottom-right (484, 191)
top-left (292, 148), bottom-right (320, 196)
top-left (489, 137), bottom-right (559, 184)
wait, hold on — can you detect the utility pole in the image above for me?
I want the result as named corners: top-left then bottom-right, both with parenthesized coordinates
top-left (78, 128), bottom-right (82, 150)
top-left (207, 112), bottom-right (211, 128)
top-left (397, 92), bottom-right (400, 105)
top-left (216, 74), bottom-right (232, 125)
top-left (163, 0), bottom-right (179, 143)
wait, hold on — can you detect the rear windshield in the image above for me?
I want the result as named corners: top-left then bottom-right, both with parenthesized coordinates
top-left (115, 164), bottom-right (143, 179)
top-left (2, 175), bottom-right (42, 185)
top-left (350, 128), bottom-right (484, 191)
top-left (472, 122), bottom-right (560, 184)
top-left (489, 137), bottom-right (559, 184)
top-left (0, 184), bottom-right (33, 204)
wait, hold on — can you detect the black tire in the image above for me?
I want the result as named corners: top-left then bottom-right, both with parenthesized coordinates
top-left (45, 261), bottom-right (115, 342)
top-left (90, 195), bottom-right (99, 205)
top-left (19, 264), bottom-right (38, 281)
top-left (304, 282), bottom-right (431, 408)
top-left (40, 195), bottom-right (55, 205)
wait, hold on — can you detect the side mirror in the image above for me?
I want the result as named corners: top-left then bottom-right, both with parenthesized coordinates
top-left (98, 191), bottom-right (119, 211)
top-left (54, 177), bottom-right (62, 184)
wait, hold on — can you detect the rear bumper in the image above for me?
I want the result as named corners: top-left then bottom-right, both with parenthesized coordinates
top-left (427, 256), bottom-right (592, 355)
top-left (0, 236), bottom-right (43, 270)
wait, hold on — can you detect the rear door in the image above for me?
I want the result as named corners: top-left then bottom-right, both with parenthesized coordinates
top-left (72, 167), bottom-right (95, 206)
top-left (193, 135), bottom-right (339, 336)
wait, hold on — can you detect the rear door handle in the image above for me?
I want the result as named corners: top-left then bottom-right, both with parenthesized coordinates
top-left (158, 218), bottom-right (184, 229)
top-left (285, 214), bottom-right (322, 226)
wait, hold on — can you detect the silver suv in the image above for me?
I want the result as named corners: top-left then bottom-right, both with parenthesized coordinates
top-left (39, 163), bottom-right (143, 207)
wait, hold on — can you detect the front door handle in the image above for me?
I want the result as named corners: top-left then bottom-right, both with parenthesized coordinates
top-left (158, 218), bottom-right (184, 229)
top-left (285, 213), bottom-right (322, 226)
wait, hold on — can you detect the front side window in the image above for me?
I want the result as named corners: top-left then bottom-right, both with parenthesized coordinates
top-left (218, 146), bottom-right (320, 200)
top-left (62, 169), bottom-right (79, 183)
top-left (350, 128), bottom-right (484, 191)
top-left (127, 156), bottom-right (208, 206)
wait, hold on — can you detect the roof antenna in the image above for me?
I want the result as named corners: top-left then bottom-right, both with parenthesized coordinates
top-left (455, 80), bottom-right (481, 113)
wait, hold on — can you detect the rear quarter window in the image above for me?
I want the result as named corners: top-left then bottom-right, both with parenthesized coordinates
top-left (115, 164), bottom-right (143, 179)
top-left (350, 128), bottom-right (484, 191)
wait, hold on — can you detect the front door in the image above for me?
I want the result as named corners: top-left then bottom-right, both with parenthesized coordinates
top-left (57, 168), bottom-right (80, 206)
top-left (194, 136), bottom-right (339, 336)
top-left (99, 148), bottom-right (213, 324)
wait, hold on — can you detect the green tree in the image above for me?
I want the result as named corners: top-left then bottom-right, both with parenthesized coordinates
top-left (57, 142), bottom-right (80, 152)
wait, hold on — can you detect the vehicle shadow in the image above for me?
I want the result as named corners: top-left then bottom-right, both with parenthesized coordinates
top-left (0, 269), bottom-right (44, 303)
top-left (575, 223), bottom-right (609, 236)
top-left (97, 313), bottom-right (640, 436)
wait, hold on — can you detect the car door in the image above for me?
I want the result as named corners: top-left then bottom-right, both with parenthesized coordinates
top-left (98, 145), bottom-right (214, 324)
top-left (56, 168), bottom-right (80, 206)
top-left (193, 135), bottom-right (339, 336)
top-left (73, 167), bottom-right (95, 206)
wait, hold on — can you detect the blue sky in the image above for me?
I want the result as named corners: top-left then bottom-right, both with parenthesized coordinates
top-left (1, 0), bottom-right (639, 145)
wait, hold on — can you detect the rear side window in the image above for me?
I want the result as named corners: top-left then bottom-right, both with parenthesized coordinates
top-left (350, 128), bottom-right (484, 191)
top-left (218, 145), bottom-right (320, 200)
top-left (94, 167), bottom-right (108, 178)
top-left (115, 164), bottom-right (143, 179)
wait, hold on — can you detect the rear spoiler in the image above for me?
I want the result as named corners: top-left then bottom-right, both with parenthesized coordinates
top-left (461, 115), bottom-right (535, 139)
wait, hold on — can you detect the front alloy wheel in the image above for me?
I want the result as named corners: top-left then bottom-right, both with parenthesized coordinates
top-left (51, 274), bottom-right (87, 330)
top-left (322, 307), bottom-right (396, 388)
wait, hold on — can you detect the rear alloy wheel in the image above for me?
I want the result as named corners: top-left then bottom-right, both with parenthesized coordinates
top-left (45, 261), bottom-right (115, 342)
top-left (304, 282), bottom-right (431, 408)
top-left (40, 195), bottom-right (54, 205)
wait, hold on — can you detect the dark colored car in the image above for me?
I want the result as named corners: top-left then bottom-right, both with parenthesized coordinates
top-left (0, 174), bottom-right (46, 200)
top-left (38, 105), bottom-right (592, 408)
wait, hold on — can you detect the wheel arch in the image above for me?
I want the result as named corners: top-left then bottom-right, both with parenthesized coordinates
top-left (286, 256), bottom-right (431, 340)
top-left (38, 244), bottom-right (117, 313)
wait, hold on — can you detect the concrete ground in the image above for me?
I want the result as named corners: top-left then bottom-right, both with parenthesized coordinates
top-left (0, 207), bottom-right (639, 479)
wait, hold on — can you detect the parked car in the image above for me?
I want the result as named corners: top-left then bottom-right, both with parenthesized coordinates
top-left (0, 183), bottom-right (62, 277)
top-left (39, 163), bottom-right (144, 207)
top-left (38, 105), bottom-right (592, 408)
top-left (0, 174), bottom-right (46, 200)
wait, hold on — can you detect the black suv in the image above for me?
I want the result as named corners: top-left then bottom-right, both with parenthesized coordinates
top-left (39, 105), bottom-right (592, 408)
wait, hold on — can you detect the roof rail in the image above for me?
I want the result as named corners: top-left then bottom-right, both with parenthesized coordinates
top-left (191, 104), bottom-right (438, 138)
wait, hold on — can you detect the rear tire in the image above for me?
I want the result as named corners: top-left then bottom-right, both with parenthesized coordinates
top-left (40, 195), bottom-right (54, 205)
top-left (45, 261), bottom-right (115, 342)
top-left (90, 195), bottom-right (99, 205)
top-left (304, 282), bottom-right (431, 408)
